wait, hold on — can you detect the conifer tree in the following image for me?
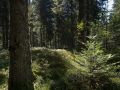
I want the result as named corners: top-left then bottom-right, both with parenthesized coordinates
top-left (8, 0), bottom-right (34, 90)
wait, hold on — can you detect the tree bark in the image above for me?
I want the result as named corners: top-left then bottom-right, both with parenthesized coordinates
top-left (8, 0), bottom-right (34, 90)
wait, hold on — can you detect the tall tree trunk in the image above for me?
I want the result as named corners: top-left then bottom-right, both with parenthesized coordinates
top-left (8, 0), bottom-right (34, 90)
top-left (2, 1), bottom-right (6, 49)
top-left (0, 0), bottom-right (9, 49)
top-left (4, 0), bottom-right (9, 49)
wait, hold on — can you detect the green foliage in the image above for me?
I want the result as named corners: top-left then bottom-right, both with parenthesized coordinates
top-left (106, 0), bottom-right (120, 68)
top-left (89, 22), bottom-right (112, 42)
top-left (0, 50), bottom-right (9, 90)
top-left (77, 34), bottom-right (114, 89)
top-left (80, 35), bottom-right (113, 74)
top-left (32, 48), bottom-right (76, 90)
top-left (77, 21), bottom-right (84, 31)
top-left (109, 0), bottom-right (120, 51)
top-left (0, 48), bottom-right (120, 90)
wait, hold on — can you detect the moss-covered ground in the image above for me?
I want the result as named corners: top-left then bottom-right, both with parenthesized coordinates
top-left (0, 48), bottom-right (120, 90)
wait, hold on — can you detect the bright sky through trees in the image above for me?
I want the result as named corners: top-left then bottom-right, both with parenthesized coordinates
top-left (108, 0), bottom-right (114, 10)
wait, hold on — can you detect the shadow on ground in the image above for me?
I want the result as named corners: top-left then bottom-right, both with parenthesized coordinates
top-left (32, 48), bottom-right (71, 90)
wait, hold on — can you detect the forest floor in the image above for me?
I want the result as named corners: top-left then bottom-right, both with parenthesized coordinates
top-left (0, 48), bottom-right (120, 90)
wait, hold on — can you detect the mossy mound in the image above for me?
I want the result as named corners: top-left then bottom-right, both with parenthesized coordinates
top-left (0, 48), bottom-right (120, 90)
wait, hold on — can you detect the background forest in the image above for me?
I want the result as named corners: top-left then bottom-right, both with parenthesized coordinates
top-left (0, 0), bottom-right (120, 90)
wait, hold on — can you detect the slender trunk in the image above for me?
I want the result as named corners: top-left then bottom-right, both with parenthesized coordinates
top-left (2, 2), bottom-right (6, 49)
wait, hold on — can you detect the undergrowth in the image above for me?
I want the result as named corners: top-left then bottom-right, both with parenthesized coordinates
top-left (0, 48), bottom-right (120, 90)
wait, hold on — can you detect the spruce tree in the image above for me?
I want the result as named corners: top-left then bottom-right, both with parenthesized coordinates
top-left (8, 0), bottom-right (34, 90)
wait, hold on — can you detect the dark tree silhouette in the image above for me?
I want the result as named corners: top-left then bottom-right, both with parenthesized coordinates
top-left (8, 0), bottom-right (34, 90)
